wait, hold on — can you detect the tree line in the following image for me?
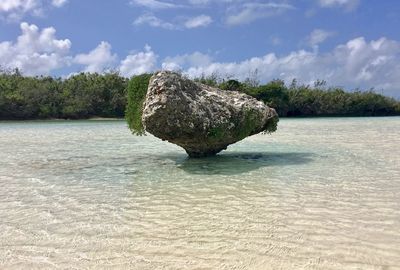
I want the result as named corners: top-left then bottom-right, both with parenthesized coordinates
top-left (0, 68), bottom-right (128, 120)
top-left (195, 75), bottom-right (400, 117)
top-left (1, 68), bottom-right (399, 121)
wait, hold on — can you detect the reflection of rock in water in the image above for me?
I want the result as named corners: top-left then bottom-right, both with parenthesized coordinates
top-left (174, 152), bottom-right (314, 175)
top-left (142, 71), bottom-right (279, 158)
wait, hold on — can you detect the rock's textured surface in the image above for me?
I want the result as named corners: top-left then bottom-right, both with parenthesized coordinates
top-left (142, 71), bottom-right (279, 157)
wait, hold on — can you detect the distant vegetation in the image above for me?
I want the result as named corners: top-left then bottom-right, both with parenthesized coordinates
top-left (1, 68), bottom-right (399, 122)
top-left (196, 75), bottom-right (400, 117)
top-left (0, 68), bottom-right (127, 120)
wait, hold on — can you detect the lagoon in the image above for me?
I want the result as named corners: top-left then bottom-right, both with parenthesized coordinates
top-left (0, 118), bottom-right (399, 269)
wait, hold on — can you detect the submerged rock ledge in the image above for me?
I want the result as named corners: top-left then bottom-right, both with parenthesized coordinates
top-left (142, 71), bottom-right (279, 157)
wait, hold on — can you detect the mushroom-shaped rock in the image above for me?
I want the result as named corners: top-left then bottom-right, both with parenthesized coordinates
top-left (142, 71), bottom-right (279, 157)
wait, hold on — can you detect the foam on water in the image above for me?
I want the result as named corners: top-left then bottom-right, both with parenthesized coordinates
top-left (0, 118), bottom-right (399, 269)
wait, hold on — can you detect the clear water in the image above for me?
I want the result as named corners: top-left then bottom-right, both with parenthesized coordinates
top-left (0, 118), bottom-right (399, 269)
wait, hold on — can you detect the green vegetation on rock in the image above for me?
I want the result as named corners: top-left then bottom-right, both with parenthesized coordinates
top-left (125, 73), bottom-right (152, 135)
top-left (263, 114), bottom-right (279, 134)
top-left (236, 108), bottom-right (260, 139)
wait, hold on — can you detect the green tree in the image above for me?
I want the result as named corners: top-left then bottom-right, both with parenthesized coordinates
top-left (219, 79), bottom-right (243, 91)
top-left (245, 79), bottom-right (289, 116)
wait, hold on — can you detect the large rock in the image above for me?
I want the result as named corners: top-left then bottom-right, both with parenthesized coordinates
top-left (142, 71), bottom-right (279, 157)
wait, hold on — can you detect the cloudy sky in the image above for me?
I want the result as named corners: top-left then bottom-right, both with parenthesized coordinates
top-left (1, 0), bottom-right (400, 96)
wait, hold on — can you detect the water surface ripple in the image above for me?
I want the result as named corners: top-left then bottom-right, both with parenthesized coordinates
top-left (0, 118), bottom-right (399, 269)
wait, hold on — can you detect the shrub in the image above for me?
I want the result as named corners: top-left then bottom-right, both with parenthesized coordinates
top-left (125, 74), bottom-right (152, 135)
top-left (219, 79), bottom-right (243, 91)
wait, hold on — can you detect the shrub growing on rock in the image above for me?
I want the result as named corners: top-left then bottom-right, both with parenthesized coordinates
top-left (125, 74), bottom-right (152, 135)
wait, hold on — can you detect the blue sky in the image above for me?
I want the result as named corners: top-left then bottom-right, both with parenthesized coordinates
top-left (1, 0), bottom-right (400, 96)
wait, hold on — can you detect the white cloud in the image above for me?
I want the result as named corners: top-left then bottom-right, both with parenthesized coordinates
top-left (184, 15), bottom-right (212, 28)
top-left (162, 51), bottom-right (213, 71)
top-left (134, 13), bottom-right (212, 30)
top-left (2, 22), bottom-right (399, 96)
top-left (225, 2), bottom-right (295, 26)
top-left (307, 29), bottom-right (335, 47)
top-left (318, 0), bottom-right (360, 11)
top-left (0, 0), bottom-right (40, 21)
top-left (0, 0), bottom-right (68, 21)
top-left (130, 0), bottom-right (225, 9)
top-left (178, 37), bottom-right (400, 96)
top-left (0, 0), bottom-right (36, 12)
top-left (133, 13), bottom-right (176, 29)
top-left (51, 0), bottom-right (68, 7)
top-left (119, 45), bottom-right (158, 77)
top-left (130, 0), bottom-right (182, 9)
top-left (130, 1), bottom-right (289, 28)
top-left (74, 41), bottom-right (117, 73)
top-left (0, 22), bottom-right (156, 76)
top-left (0, 22), bottom-right (71, 75)
top-left (187, 0), bottom-right (210, 5)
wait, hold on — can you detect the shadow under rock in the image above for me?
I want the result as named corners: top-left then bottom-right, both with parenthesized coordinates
top-left (170, 152), bottom-right (314, 175)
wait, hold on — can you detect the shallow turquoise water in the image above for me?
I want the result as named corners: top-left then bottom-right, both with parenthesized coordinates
top-left (0, 118), bottom-right (399, 269)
